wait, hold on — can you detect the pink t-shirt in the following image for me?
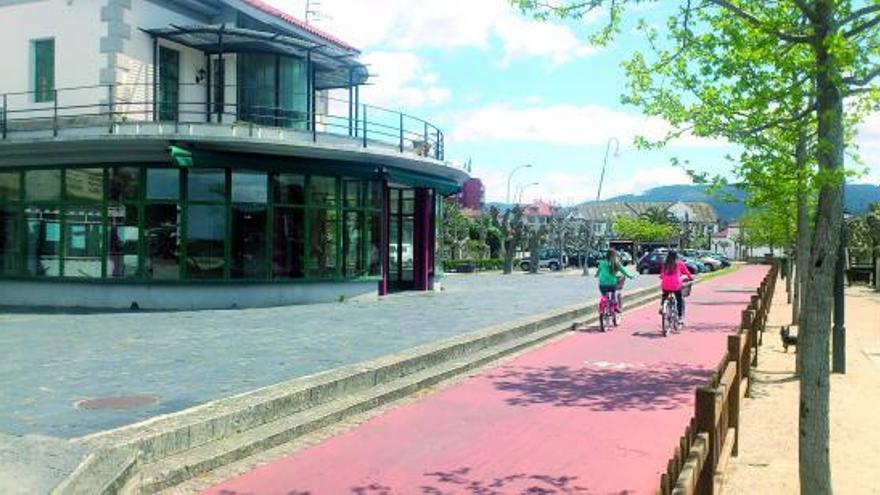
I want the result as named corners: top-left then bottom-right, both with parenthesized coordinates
top-left (659, 260), bottom-right (693, 291)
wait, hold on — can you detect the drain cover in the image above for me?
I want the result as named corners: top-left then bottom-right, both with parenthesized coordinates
top-left (74, 395), bottom-right (159, 410)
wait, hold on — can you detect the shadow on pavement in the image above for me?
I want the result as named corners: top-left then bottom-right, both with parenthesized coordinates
top-left (345, 466), bottom-right (596, 494)
top-left (488, 363), bottom-right (709, 411)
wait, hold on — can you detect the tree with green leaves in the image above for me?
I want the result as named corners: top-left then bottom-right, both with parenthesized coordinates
top-left (613, 215), bottom-right (677, 243)
top-left (638, 205), bottom-right (678, 226)
top-left (516, 1), bottom-right (880, 491)
top-left (489, 205), bottom-right (527, 274)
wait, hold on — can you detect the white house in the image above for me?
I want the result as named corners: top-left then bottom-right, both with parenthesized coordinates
top-left (0, 0), bottom-right (469, 309)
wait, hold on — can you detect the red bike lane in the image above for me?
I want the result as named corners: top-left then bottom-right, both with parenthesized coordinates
top-left (204, 265), bottom-right (768, 495)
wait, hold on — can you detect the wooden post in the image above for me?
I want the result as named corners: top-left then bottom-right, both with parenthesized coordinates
top-left (727, 334), bottom-right (742, 456)
top-left (741, 309), bottom-right (755, 394)
top-left (696, 387), bottom-right (721, 495)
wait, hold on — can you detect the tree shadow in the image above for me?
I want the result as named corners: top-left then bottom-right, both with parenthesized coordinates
top-left (347, 467), bottom-right (600, 494)
top-left (630, 330), bottom-right (665, 339)
top-left (487, 363), bottom-right (709, 411)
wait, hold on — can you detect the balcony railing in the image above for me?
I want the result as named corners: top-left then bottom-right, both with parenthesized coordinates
top-left (0, 83), bottom-right (445, 161)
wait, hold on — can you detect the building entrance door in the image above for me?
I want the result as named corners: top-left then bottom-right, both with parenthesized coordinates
top-left (386, 187), bottom-right (435, 293)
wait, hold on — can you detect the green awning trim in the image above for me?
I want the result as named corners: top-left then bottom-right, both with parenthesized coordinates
top-left (386, 167), bottom-right (461, 194)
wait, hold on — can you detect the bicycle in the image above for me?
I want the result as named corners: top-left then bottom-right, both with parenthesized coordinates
top-left (661, 282), bottom-right (692, 337)
top-left (598, 276), bottom-right (625, 332)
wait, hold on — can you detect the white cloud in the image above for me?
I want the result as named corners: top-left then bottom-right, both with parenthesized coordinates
top-left (358, 51), bottom-right (450, 108)
top-left (449, 103), bottom-right (728, 148)
top-left (266, 0), bottom-right (597, 66)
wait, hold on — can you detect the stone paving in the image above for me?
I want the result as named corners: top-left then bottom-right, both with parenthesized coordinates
top-left (0, 269), bottom-right (654, 440)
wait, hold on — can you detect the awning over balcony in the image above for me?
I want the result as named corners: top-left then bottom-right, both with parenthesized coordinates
top-left (142, 24), bottom-right (369, 90)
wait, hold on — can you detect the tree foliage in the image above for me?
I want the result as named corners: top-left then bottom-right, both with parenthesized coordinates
top-left (613, 215), bottom-right (677, 242)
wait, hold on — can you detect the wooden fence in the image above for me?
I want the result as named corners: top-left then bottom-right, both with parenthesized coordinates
top-left (658, 261), bottom-right (780, 495)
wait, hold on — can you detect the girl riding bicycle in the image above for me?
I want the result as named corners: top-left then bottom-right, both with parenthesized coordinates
top-left (659, 250), bottom-right (694, 325)
top-left (596, 249), bottom-right (633, 312)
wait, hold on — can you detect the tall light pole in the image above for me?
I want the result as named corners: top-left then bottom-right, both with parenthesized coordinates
top-left (506, 164), bottom-right (533, 205)
top-left (596, 137), bottom-right (620, 203)
top-left (517, 182), bottom-right (540, 204)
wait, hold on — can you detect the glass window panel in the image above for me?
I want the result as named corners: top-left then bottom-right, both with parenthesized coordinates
top-left (145, 204), bottom-right (180, 280)
top-left (401, 216), bottom-right (414, 282)
top-left (343, 211), bottom-right (364, 277)
top-left (310, 176), bottom-right (336, 207)
top-left (63, 206), bottom-right (103, 278)
top-left (107, 204), bottom-right (139, 278)
top-left (109, 167), bottom-right (140, 202)
top-left (188, 169), bottom-right (226, 202)
top-left (146, 169), bottom-right (179, 200)
top-left (307, 208), bottom-right (337, 278)
top-left (389, 216), bottom-right (399, 277)
top-left (367, 211), bottom-right (382, 277)
top-left (274, 174), bottom-right (305, 205)
top-left (367, 181), bottom-right (382, 210)
top-left (273, 207), bottom-right (305, 279)
top-left (25, 170), bottom-right (61, 202)
top-left (232, 172), bottom-right (267, 203)
top-left (278, 56), bottom-right (308, 130)
top-left (344, 180), bottom-right (363, 208)
top-left (0, 172), bottom-right (21, 202)
top-left (33, 39), bottom-right (54, 103)
top-left (65, 168), bottom-right (104, 202)
top-left (25, 206), bottom-right (61, 277)
top-left (0, 207), bottom-right (21, 275)
top-left (402, 189), bottom-right (415, 215)
top-left (186, 204), bottom-right (226, 279)
top-left (232, 205), bottom-right (267, 279)
top-left (237, 53), bottom-right (276, 126)
top-left (158, 47), bottom-right (180, 121)
top-left (390, 189), bottom-right (400, 214)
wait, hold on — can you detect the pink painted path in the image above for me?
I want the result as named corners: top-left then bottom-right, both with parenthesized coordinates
top-left (205, 266), bottom-right (768, 495)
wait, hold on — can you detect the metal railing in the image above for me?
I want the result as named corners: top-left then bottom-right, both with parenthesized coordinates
top-left (0, 83), bottom-right (445, 161)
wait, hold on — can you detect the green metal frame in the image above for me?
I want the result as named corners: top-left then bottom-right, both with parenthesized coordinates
top-left (0, 164), bottom-right (383, 285)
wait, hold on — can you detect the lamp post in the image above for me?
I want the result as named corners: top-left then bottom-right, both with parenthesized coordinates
top-left (596, 137), bottom-right (620, 203)
top-left (506, 164), bottom-right (533, 205)
top-left (517, 182), bottom-right (540, 205)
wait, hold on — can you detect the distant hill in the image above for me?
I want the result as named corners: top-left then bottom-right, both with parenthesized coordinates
top-left (601, 183), bottom-right (880, 222)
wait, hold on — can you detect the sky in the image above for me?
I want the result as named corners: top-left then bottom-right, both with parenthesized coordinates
top-left (267, 0), bottom-right (880, 205)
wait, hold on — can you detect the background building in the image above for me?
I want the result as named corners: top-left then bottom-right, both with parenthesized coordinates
top-left (0, 0), bottom-right (469, 309)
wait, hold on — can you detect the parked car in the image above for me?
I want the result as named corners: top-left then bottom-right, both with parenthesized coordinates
top-left (590, 249), bottom-right (633, 267)
top-left (519, 250), bottom-right (567, 271)
top-left (639, 250), bottom-right (700, 275)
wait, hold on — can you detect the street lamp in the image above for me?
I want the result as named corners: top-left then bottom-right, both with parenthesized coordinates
top-left (596, 137), bottom-right (620, 203)
top-left (506, 164), bottom-right (533, 205)
top-left (517, 182), bottom-right (540, 204)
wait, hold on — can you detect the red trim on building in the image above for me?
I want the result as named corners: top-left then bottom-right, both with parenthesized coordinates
top-left (240, 0), bottom-right (361, 53)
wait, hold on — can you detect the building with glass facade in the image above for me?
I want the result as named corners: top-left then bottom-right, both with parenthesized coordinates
top-left (0, 0), bottom-right (468, 309)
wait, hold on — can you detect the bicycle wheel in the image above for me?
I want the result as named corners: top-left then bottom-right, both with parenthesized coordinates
top-left (599, 311), bottom-right (607, 332)
top-left (661, 305), bottom-right (669, 336)
top-left (612, 312), bottom-right (619, 327)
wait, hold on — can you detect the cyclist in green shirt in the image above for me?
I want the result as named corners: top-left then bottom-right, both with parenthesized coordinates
top-left (596, 249), bottom-right (634, 312)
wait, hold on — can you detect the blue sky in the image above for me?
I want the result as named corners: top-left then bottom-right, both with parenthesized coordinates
top-left (269, 0), bottom-right (880, 204)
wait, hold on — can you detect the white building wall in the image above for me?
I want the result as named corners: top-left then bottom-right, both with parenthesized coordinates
top-left (0, 0), bottom-right (104, 117)
top-left (117, 0), bottom-right (211, 122)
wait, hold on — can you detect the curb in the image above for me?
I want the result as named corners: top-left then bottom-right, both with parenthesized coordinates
top-left (54, 284), bottom-right (663, 494)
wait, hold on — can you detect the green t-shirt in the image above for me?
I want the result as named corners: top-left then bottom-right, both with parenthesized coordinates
top-left (597, 259), bottom-right (633, 287)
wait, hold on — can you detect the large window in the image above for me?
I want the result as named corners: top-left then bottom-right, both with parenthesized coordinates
top-left (32, 39), bottom-right (55, 103)
top-left (0, 166), bottom-right (386, 282)
top-left (238, 53), bottom-right (308, 129)
top-left (158, 46), bottom-right (180, 121)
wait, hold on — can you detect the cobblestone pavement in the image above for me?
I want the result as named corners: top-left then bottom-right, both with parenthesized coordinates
top-left (0, 269), bottom-right (654, 439)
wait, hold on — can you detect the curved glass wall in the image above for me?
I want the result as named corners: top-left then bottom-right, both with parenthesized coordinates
top-left (0, 166), bottom-right (382, 282)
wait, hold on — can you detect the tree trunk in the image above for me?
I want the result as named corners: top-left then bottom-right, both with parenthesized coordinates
top-left (786, 246), bottom-right (794, 303)
top-left (800, 6), bottom-right (842, 492)
top-left (582, 222), bottom-right (592, 275)
top-left (793, 129), bottom-right (811, 329)
top-left (529, 230), bottom-right (539, 274)
top-left (502, 237), bottom-right (513, 274)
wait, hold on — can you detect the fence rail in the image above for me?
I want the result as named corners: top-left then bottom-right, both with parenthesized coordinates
top-left (659, 260), bottom-right (779, 495)
top-left (0, 83), bottom-right (445, 161)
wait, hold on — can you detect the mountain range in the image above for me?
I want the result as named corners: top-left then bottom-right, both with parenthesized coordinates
top-left (602, 184), bottom-right (880, 222)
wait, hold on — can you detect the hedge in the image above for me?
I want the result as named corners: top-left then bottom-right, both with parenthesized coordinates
top-left (442, 258), bottom-right (505, 272)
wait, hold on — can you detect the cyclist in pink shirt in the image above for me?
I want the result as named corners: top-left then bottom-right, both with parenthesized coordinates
top-left (659, 250), bottom-right (694, 324)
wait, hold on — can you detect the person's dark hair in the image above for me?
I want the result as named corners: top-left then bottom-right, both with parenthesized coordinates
top-left (607, 248), bottom-right (620, 274)
top-left (664, 250), bottom-right (678, 275)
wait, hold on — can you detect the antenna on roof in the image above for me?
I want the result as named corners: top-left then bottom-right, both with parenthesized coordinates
top-left (305, 0), bottom-right (332, 26)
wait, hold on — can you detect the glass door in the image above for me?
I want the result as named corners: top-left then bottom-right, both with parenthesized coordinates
top-left (387, 188), bottom-right (415, 291)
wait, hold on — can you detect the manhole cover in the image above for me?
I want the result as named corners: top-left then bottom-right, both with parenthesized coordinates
top-left (74, 395), bottom-right (159, 410)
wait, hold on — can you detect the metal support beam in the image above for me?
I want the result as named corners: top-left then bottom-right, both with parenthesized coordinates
top-left (152, 36), bottom-right (158, 121)
top-left (216, 27), bottom-right (224, 123)
top-left (205, 54), bottom-right (212, 123)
